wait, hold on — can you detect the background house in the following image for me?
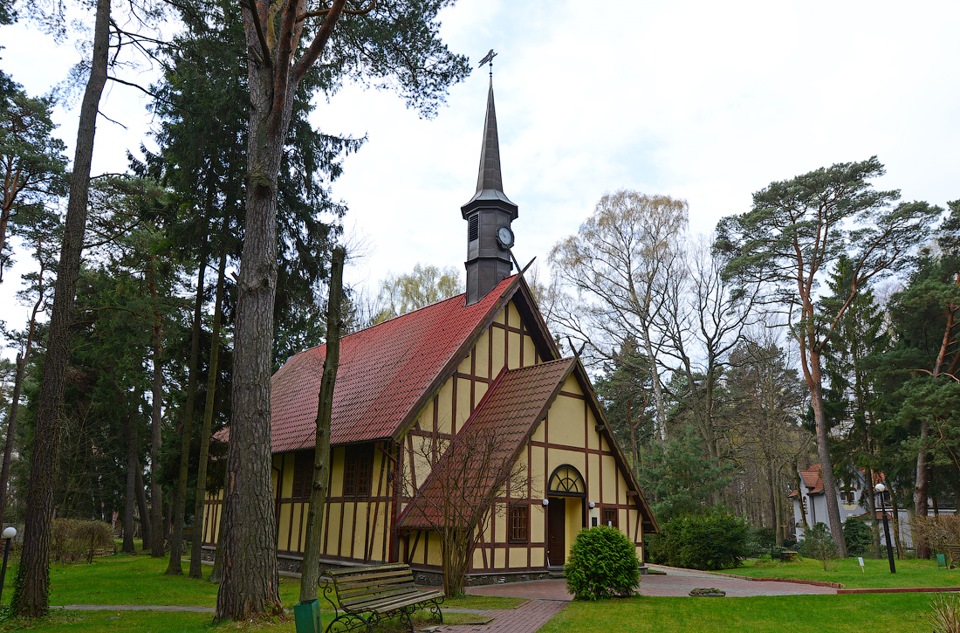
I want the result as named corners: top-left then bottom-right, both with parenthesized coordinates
top-left (788, 463), bottom-right (954, 550)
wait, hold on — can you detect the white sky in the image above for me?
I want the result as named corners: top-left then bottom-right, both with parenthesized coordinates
top-left (1, 0), bottom-right (959, 337)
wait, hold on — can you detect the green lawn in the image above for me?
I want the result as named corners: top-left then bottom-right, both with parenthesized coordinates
top-left (1, 552), bottom-right (953, 632)
top-left (541, 593), bottom-right (938, 633)
top-left (0, 554), bottom-right (512, 632)
top-left (721, 556), bottom-right (960, 589)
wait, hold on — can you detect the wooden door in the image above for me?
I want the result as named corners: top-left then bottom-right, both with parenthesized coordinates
top-left (547, 498), bottom-right (565, 567)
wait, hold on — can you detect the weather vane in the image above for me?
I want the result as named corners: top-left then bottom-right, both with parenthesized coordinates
top-left (478, 49), bottom-right (497, 78)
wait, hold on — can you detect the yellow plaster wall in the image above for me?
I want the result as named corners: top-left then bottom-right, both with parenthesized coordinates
top-left (277, 504), bottom-right (292, 551)
top-left (531, 546), bottom-right (545, 568)
top-left (602, 453), bottom-right (618, 500)
top-left (456, 377), bottom-right (472, 428)
top-left (435, 380), bottom-right (454, 434)
top-left (524, 335), bottom-right (538, 368)
top-left (202, 490), bottom-right (223, 544)
top-left (549, 395), bottom-right (584, 447)
top-left (508, 330), bottom-right (521, 369)
top-left (587, 453), bottom-right (601, 500)
top-left (409, 434), bottom-right (434, 491)
top-left (563, 498), bottom-right (583, 564)
top-left (530, 415), bottom-right (546, 445)
top-left (426, 535), bottom-right (443, 567)
top-left (475, 330), bottom-right (490, 379)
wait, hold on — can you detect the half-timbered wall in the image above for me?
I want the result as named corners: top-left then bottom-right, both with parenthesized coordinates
top-left (202, 298), bottom-right (645, 576)
top-left (400, 302), bottom-right (644, 573)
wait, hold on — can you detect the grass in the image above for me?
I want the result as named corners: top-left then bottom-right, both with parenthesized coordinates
top-left (1, 550), bottom-right (953, 632)
top-left (721, 556), bottom-right (960, 589)
top-left (540, 593), bottom-right (938, 633)
top-left (0, 553), bottom-right (514, 632)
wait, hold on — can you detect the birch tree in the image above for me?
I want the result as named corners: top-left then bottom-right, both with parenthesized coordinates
top-left (550, 190), bottom-right (688, 441)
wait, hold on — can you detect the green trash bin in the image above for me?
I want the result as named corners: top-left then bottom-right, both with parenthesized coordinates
top-left (294, 598), bottom-right (321, 633)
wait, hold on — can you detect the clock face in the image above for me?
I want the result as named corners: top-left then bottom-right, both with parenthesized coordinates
top-left (497, 225), bottom-right (515, 249)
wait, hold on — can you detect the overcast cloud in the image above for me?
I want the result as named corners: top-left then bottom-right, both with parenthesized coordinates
top-left (1, 0), bottom-right (958, 326)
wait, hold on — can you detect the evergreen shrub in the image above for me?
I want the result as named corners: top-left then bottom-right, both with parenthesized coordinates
top-left (564, 526), bottom-right (640, 600)
top-left (656, 509), bottom-right (750, 570)
top-left (747, 526), bottom-right (777, 556)
top-left (798, 522), bottom-right (838, 570)
top-left (51, 518), bottom-right (115, 563)
top-left (843, 518), bottom-right (872, 556)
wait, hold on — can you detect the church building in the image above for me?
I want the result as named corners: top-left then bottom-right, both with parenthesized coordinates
top-left (202, 77), bottom-right (658, 583)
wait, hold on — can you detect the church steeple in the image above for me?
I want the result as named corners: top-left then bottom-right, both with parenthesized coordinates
top-left (462, 73), bottom-right (517, 306)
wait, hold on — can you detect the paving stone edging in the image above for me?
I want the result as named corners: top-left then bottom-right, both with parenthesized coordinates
top-left (837, 586), bottom-right (960, 594)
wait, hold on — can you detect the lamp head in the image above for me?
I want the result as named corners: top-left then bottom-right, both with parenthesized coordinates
top-left (2, 526), bottom-right (16, 539)
top-left (875, 483), bottom-right (886, 494)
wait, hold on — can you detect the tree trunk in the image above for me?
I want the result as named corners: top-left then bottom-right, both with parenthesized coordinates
top-left (149, 255), bottom-right (165, 557)
top-left (215, 91), bottom-right (287, 621)
top-left (0, 353), bottom-right (27, 526)
top-left (803, 348), bottom-right (846, 556)
top-left (135, 459), bottom-right (151, 551)
top-left (795, 469), bottom-right (809, 531)
top-left (167, 256), bottom-right (207, 575)
top-left (10, 0), bottom-right (110, 616)
top-left (890, 491), bottom-right (905, 558)
top-left (914, 419), bottom-right (930, 556)
top-left (122, 413), bottom-right (138, 554)
top-left (441, 529), bottom-right (470, 597)
top-left (217, 0), bottom-right (348, 619)
top-left (299, 247), bottom-right (344, 602)
top-left (190, 252), bottom-right (226, 578)
top-left (866, 469), bottom-right (880, 559)
top-left (770, 462), bottom-right (783, 546)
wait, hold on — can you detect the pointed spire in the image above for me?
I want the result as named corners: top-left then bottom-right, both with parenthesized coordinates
top-left (464, 76), bottom-right (515, 211)
top-left (476, 78), bottom-right (504, 194)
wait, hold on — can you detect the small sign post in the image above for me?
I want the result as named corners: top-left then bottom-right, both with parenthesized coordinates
top-left (858, 557), bottom-right (865, 573)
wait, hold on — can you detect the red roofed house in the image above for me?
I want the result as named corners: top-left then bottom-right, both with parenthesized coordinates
top-left (201, 78), bottom-right (658, 584)
top-left (789, 464), bottom-right (947, 548)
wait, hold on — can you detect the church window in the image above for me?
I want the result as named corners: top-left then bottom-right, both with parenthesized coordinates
top-left (291, 451), bottom-right (314, 499)
top-left (509, 504), bottom-right (529, 543)
top-left (343, 445), bottom-right (373, 497)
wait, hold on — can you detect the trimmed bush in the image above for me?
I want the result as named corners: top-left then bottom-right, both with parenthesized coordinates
top-left (656, 509), bottom-right (750, 570)
top-left (564, 526), bottom-right (640, 600)
top-left (51, 518), bottom-right (115, 563)
top-left (843, 518), bottom-right (872, 556)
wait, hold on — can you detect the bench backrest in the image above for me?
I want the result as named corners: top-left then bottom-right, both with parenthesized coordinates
top-left (327, 564), bottom-right (421, 610)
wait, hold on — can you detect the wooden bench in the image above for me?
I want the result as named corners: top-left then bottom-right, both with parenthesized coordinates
top-left (319, 563), bottom-right (444, 633)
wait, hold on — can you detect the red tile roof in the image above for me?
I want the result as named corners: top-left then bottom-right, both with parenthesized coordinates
top-left (269, 276), bottom-right (519, 453)
top-left (799, 464), bottom-right (825, 495)
top-left (398, 358), bottom-right (576, 530)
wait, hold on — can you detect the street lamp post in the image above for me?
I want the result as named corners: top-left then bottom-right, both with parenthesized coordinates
top-left (874, 483), bottom-right (896, 574)
top-left (0, 526), bottom-right (16, 602)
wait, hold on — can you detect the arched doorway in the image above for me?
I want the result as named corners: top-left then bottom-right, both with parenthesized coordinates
top-left (545, 465), bottom-right (586, 568)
